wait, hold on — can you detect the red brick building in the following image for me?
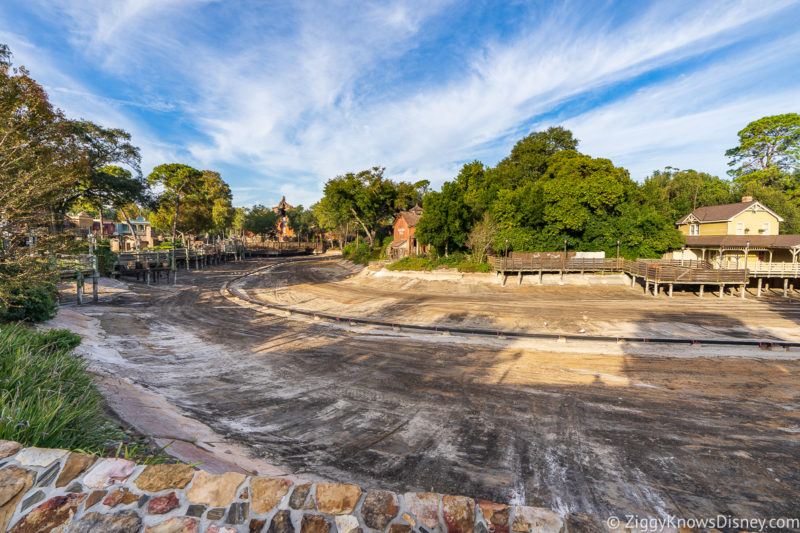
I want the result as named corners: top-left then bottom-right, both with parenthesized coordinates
top-left (388, 205), bottom-right (425, 260)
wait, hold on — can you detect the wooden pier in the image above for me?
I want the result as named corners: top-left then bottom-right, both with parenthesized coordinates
top-left (487, 253), bottom-right (774, 297)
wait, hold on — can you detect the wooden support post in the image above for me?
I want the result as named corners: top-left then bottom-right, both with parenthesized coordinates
top-left (518, 271), bottom-right (523, 285)
top-left (668, 283), bottom-right (673, 298)
top-left (92, 271), bottom-right (99, 302)
top-left (502, 274), bottom-right (507, 287)
top-left (645, 280), bottom-right (649, 295)
top-left (784, 278), bottom-right (789, 297)
top-left (719, 284), bottom-right (724, 298)
top-left (757, 278), bottom-right (762, 297)
top-left (539, 269), bottom-right (543, 284)
top-left (655, 283), bottom-right (660, 296)
top-left (699, 284), bottom-right (704, 298)
top-left (741, 284), bottom-right (746, 299)
top-left (560, 269), bottom-right (564, 281)
top-left (76, 271), bottom-right (83, 305)
top-left (631, 275), bottom-right (636, 288)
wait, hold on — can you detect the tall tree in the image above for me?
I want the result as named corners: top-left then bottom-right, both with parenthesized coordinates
top-left (322, 167), bottom-right (398, 247)
top-left (415, 181), bottom-right (473, 255)
top-left (726, 113), bottom-right (800, 186)
top-left (242, 205), bottom-right (278, 237)
top-left (147, 164), bottom-right (202, 274)
top-left (0, 44), bottom-right (82, 311)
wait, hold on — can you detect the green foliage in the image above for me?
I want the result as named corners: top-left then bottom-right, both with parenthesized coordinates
top-left (0, 277), bottom-right (58, 323)
top-left (726, 113), bottom-right (800, 182)
top-left (320, 168), bottom-right (428, 247)
top-left (243, 205), bottom-right (278, 236)
top-left (286, 205), bottom-right (318, 239)
top-left (640, 168), bottom-right (734, 223)
top-left (342, 242), bottom-right (373, 265)
top-left (386, 252), bottom-right (490, 272)
top-left (0, 324), bottom-right (170, 461)
top-left (415, 181), bottom-right (473, 255)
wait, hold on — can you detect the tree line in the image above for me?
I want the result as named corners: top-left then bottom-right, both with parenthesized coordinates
top-left (310, 114), bottom-right (800, 262)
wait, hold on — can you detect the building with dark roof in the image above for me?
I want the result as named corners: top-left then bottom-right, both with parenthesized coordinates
top-left (388, 205), bottom-right (426, 260)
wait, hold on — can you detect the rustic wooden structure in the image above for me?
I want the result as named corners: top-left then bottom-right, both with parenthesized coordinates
top-left (489, 253), bottom-right (752, 297)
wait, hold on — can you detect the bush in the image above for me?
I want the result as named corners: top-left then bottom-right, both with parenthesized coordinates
top-left (457, 261), bottom-right (492, 273)
top-left (0, 280), bottom-right (58, 323)
top-left (342, 242), bottom-right (373, 265)
top-left (0, 324), bottom-right (169, 461)
top-left (386, 256), bottom-right (435, 271)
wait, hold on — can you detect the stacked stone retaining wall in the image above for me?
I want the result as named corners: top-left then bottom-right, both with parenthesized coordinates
top-left (0, 441), bottom-right (611, 533)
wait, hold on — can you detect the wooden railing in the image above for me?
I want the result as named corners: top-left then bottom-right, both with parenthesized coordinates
top-left (745, 262), bottom-right (800, 277)
top-left (488, 256), bottom-right (750, 283)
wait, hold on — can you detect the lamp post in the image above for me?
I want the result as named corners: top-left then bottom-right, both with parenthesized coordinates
top-left (616, 239), bottom-right (620, 262)
top-left (681, 245), bottom-right (685, 266)
top-left (563, 238), bottom-right (567, 271)
top-left (504, 237), bottom-right (509, 270)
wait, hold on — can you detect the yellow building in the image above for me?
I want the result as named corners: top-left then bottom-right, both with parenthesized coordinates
top-left (674, 197), bottom-right (800, 267)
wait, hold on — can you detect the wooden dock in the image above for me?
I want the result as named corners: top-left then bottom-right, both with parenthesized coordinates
top-left (488, 254), bottom-right (763, 297)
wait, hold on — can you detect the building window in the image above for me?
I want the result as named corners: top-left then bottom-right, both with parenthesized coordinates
top-left (761, 222), bottom-right (770, 233)
top-left (399, 228), bottom-right (405, 234)
top-left (689, 224), bottom-right (699, 236)
top-left (736, 222), bottom-right (744, 235)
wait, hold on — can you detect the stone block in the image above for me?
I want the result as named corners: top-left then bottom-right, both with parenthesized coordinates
top-left (83, 458), bottom-right (136, 488)
top-left (145, 516), bottom-right (200, 533)
top-left (227, 501), bottom-right (249, 524)
top-left (84, 490), bottom-right (106, 510)
top-left (14, 447), bottom-right (68, 467)
top-left (511, 506), bottom-right (564, 533)
top-left (149, 492), bottom-right (180, 514)
top-left (336, 514), bottom-right (360, 533)
top-left (301, 514), bottom-right (332, 533)
top-left (404, 492), bottom-right (440, 530)
top-left (55, 453), bottom-right (97, 487)
top-left (269, 509), bottom-right (295, 533)
top-left (289, 483), bottom-right (314, 509)
top-left (0, 440), bottom-right (21, 460)
top-left (478, 501), bottom-right (509, 533)
top-left (103, 487), bottom-right (140, 507)
top-left (71, 510), bottom-right (142, 533)
top-left (315, 483), bottom-right (361, 515)
top-left (251, 476), bottom-right (292, 514)
top-left (9, 493), bottom-right (86, 533)
top-left (135, 463), bottom-right (196, 492)
top-left (390, 525), bottom-right (413, 533)
top-left (361, 489), bottom-right (400, 531)
top-left (208, 526), bottom-right (238, 533)
top-left (34, 463), bottom-right (61, 487)
top-left (0, 466), bottom-right (36, 532)
top-left (442, 495), bottom-right (475, 533)
top-left (20, 490), bottom-right (45, 511)
top-left (186, 470), bottom-right (246, 507)
top-left (186, 504), bottom-right (206, 517)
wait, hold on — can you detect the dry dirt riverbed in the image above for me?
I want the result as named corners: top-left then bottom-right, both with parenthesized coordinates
top-left (49, 257), bottom-right (799, 521)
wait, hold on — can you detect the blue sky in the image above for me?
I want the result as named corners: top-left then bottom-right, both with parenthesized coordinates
top-left (1, 1), bottom-right (799, 208)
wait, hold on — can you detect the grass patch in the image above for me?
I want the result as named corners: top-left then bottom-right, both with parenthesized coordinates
top-left (0, 324), bottom-right (170, 463)
top-left (386, 253), bottom-right (492, 273)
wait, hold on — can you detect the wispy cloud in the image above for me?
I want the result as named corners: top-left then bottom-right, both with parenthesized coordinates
top-left (1, 0), bottom-right (798, 207)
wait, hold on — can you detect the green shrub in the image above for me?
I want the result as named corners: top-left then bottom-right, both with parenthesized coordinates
top-left (386, 256), bottom-right (435, 271)
top-left (342, 242), bottom-right (372, 265)
top-left (0, 280), bottom-right (58, 323)
top-left (95, 240), bottom-right (118, 275)
top-left (457, 261), bottom-right (492, 273)
top-left (0, 324), bottom-right (168, 461)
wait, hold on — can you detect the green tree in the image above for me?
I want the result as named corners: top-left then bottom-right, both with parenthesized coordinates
top-left (95, 165), bottom-right (152, 250)
top-left (242, 205), bottom-right (278, 237)
top-left (322, 167), bottom-right (398, 247)
top-left (1, 44), bottom-right (82, 316)
top-left (726, 113), bottom-right (800, 186)
top-left (640, 168), bottom-right (734, 223)
top-left (415, 181), bottom-right (473, 255)
top-left (147, 164), bottom-right (203, 271)
top-left (492, 126), bottom-right (579, 189)
top-left (287, 205), bottom-right (318, 240)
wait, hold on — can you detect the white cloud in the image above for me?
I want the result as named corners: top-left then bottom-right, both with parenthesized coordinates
top-left (3, 0), bottom-right (799, 206)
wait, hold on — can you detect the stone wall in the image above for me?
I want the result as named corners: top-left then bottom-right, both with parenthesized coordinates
top-left (0, 441), bottom-right (606, 533)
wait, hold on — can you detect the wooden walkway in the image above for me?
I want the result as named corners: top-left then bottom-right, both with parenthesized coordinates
top-left (488, 255), bottom-right (757, 297)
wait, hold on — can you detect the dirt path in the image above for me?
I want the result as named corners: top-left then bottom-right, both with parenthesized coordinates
top-left (49, 257), bottom-right (800, 520)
